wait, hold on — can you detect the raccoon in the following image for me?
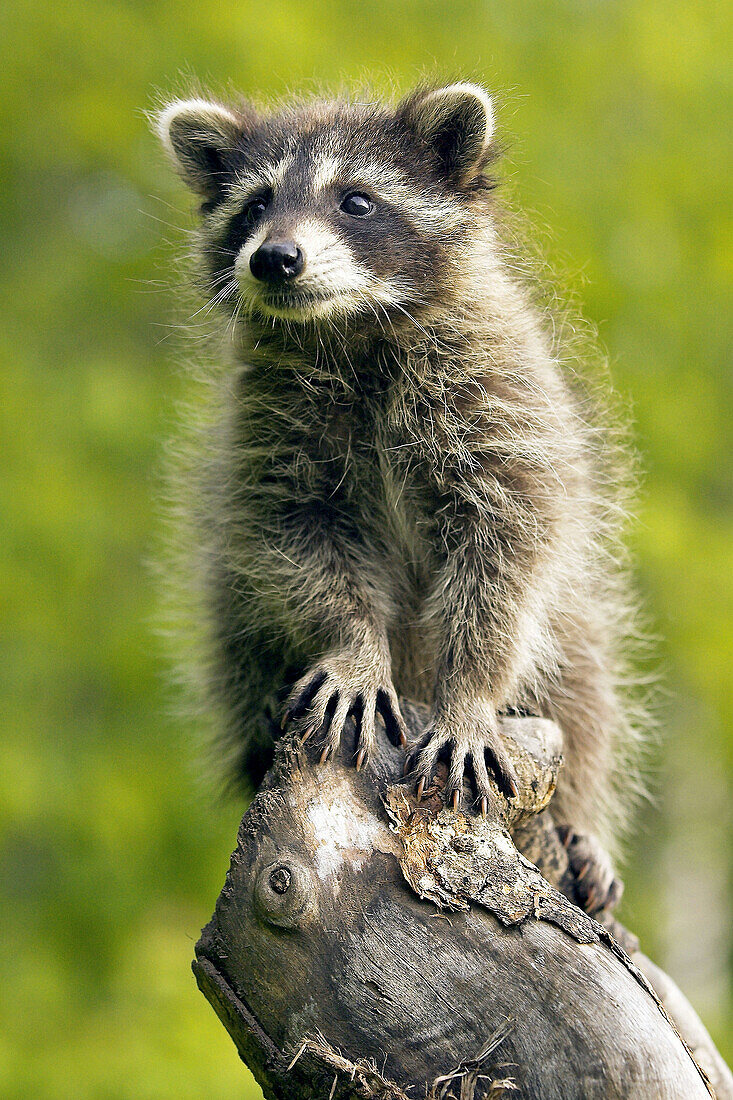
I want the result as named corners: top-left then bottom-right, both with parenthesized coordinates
top-left (156, 83), bottom-right (643, 910)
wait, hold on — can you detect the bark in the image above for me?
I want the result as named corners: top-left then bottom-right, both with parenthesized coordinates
top-left (193, 704), bottom-right (732, 1099)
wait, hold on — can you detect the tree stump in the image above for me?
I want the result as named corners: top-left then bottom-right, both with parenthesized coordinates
top-left (193, 704), bottom-right (732, 1099)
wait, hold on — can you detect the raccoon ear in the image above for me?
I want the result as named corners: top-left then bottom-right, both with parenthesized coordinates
top-left (155, 98), bottom-right (245, 202)
top-left (401, 83), bottom-right (495, 182)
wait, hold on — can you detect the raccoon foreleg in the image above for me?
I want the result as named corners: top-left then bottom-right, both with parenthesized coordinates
top-left (271, 510), bottom-right (408, 765)
top-left (407, 502), bottom-right (550, 813)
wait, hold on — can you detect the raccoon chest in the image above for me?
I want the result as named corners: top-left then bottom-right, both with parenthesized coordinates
top-left (375, 450), bottom-right (435, 595)
top-left (320, 407), bottom-right (434, 593)
top-left (374, 454), bottom-right (438, 697)
top-left (319, 404), bottom-right (377, 485)
top-left (323, 404), bottom-right (354, 451)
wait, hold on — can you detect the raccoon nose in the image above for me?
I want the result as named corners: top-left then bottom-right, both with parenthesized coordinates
top-left (250, 240), bottom-right (304, 283)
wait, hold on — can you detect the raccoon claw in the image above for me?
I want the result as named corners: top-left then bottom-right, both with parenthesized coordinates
top-left (282, 651), bottom-right (408, 770)
top-left (405, 708), bottom-right (519, 814)
top-left (376, 688), bottom-right (409, 749)
top-left (299, 724), bottom-right (317, 745)
top-left (559, 828), bottom-right (624, 916)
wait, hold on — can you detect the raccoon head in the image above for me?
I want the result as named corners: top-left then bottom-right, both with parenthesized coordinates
top-left (156, 85), bottom-right (498, 330)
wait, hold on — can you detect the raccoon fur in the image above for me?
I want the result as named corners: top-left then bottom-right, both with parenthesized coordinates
top-left (155, 83), bottom-right (645, 896)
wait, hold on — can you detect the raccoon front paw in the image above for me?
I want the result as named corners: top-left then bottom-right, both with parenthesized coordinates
top-left (281, 649), bottom-right (407, 768)
top-left (557, 827), bottom-right (624, 916)
top-left (404, 703), bottom-right (519, 814)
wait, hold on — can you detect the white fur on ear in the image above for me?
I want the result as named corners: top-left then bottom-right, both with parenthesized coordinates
top-left (155, 98), bottom-right (242, 197)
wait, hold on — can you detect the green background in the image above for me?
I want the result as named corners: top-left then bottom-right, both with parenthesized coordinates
top-left (1, 1), bottom-right (730, 1094)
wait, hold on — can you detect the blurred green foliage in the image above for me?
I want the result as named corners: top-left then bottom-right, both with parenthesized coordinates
top-left (1, 1), bottom-right (730, 1094)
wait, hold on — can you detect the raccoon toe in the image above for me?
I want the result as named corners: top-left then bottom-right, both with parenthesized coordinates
top-left (558, 828), bottom-right (624, 915)
top-left (283, 654), bottom-right (408, 770)
top-left (405, 721), bottom-right (519, 814)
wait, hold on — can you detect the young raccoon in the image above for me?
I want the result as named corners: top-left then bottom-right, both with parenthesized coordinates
top-left (156, 83), bottom-right (642, 909)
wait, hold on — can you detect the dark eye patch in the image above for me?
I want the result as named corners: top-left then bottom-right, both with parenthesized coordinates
top-left (228, 191), bottom-right (271, 240)
top-left (335, 195), bottom-right (441, 284)
top-left (204, 190), bottom-right (272, 280)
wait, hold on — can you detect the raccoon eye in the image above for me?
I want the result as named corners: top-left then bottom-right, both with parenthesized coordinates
top-left (243, 195), bottom-right (269, 227)
top-left (340, 192), bottom-right (374, 217)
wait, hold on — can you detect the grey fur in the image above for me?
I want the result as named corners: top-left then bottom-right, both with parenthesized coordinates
top-left (155, 84), bottom-right (647, 861)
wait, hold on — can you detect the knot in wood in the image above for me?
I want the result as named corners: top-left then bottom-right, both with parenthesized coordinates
top-left (269, 866), bottom-right (292, 895)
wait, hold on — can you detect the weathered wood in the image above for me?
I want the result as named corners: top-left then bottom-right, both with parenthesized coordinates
top-left (194, 705), bottom-right (732, 1099)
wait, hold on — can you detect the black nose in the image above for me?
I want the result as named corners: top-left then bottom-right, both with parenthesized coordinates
top-left (250, 240), bottom-right (304, 283)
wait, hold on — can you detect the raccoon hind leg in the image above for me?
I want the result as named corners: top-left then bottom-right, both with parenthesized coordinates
top-left (211, 613), bottom-right (298, 792)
